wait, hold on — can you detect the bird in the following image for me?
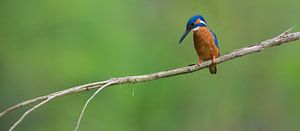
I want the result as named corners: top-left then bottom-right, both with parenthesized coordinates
top-left (179, 15), bottom-right (220, 74)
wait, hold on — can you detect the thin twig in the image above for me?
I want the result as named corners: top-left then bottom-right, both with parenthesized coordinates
top-left (6, 81), bottom-right (111, 131)
top-left (0, 81), bottom-right (110, 118)
top-left (74, 81), bottom-right (116, 131)
top-left (8, 96), bottom-right (54, 131)
top-left (1, 29), bottom-right (300, 131)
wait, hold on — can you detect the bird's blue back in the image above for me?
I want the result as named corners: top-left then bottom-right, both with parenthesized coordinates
top-left (209, 29), bottom-right (220, 56)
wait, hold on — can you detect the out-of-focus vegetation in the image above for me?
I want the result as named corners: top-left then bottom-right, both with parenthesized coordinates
top-left (1, 0), bottom-right (300, 130)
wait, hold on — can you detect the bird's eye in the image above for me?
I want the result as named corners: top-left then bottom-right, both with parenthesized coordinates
top-left (188, 23), bottom-right (195, 29)
top-left (188, 23), bottom-right (194, 29)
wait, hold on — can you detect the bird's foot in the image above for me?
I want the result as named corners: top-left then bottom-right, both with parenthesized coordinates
top-left (198, 59), bottom-right (203, 65)
top-left (211, 56), bottom-right (215, 64)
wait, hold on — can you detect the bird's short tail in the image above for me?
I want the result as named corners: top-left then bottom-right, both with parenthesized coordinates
top-left (209, 64), bottom-right (217, 74)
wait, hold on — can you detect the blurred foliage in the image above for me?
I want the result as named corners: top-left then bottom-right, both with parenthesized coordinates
top-left (1, 0), bottom-right (300, 130)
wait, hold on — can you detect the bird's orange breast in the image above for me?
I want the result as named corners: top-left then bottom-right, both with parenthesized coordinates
top-left (193, 27), bottom-right (219, 61)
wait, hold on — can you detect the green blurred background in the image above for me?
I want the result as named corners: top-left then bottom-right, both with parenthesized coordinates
top-left (1, 0), bottom-right (300, 130)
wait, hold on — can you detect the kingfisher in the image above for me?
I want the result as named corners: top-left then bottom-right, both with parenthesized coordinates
top-left (179, 15), bottom-right (220, 74)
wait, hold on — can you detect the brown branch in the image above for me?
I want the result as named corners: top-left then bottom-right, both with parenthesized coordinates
top-left (74, 81), bottom-right (117, 131)
top-left (1, 29), bottom-right (300, 131)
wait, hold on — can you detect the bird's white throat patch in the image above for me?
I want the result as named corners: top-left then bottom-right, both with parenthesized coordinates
top-left (192, 27), bottom-right (200, 31)
top-left (193, 21), bottom-right (206, 31)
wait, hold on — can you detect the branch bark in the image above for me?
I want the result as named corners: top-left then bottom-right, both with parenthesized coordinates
top-left (74, 81), bottom-right (116, 131)
top-left (1, 29), bottom-right (300, 130)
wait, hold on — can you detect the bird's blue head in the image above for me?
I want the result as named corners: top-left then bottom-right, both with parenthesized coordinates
top-left (179, 15), bottom-right (207, 44)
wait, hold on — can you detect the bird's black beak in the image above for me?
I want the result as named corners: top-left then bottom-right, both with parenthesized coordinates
top-left (179, 29), bottom-right (192, 44)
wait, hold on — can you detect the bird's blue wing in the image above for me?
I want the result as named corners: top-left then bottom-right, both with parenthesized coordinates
top-left (209, 30), bottom-right (219, 49)
top-left (209, 29), bottom-right (220, 56)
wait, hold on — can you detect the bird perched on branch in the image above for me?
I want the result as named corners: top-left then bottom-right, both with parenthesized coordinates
top-left (179, 15), bottom-right (220, 74)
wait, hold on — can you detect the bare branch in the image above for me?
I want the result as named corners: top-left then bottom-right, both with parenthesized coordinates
top-left (5, 80), bottom-right (111, 131)
top-left (74, 81), bottom-right (117, 131)
top-left (1, 29), bottom-right (300, 130)
top-left (8, 97), bottom-right (53, 131)
top-left (0, 80), bottom-right (110, 118)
